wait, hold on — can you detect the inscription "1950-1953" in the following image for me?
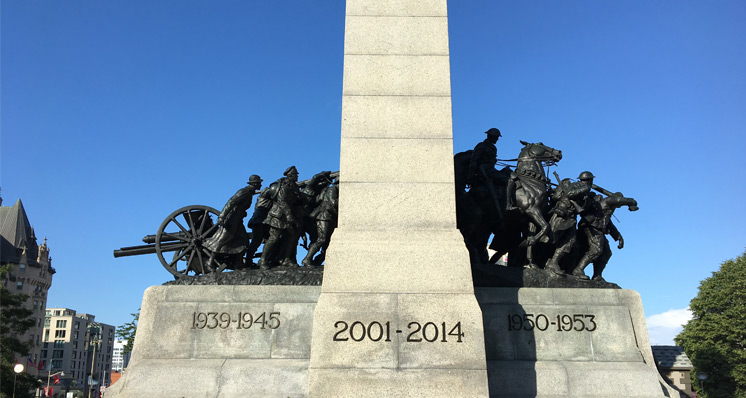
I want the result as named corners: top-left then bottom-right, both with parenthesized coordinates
top-left (506, 313), bottom-right (597, 332)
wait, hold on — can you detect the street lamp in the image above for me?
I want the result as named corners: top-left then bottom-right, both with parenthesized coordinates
top-left (46, 370), bottom-right (65, 397)
top-left (13, 364), bottom-right (25, 398)
top-left (87, 326), bottom-right (102, 398)
top-left (696, 371), bottom-right (708, 396)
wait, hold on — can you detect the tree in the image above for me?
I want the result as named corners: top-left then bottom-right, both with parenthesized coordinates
top-left (675, 249), bottom-right (746, 398)
top-left (0, 264), bottom-right (41, 398)
top-left (116, 310), bottom-right (139, 355)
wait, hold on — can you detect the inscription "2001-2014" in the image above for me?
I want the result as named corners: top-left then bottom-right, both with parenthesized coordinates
top-left (333, 321), bottom-right (464, 343)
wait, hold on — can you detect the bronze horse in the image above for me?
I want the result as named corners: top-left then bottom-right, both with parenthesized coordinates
top-left (455, 141), bottom-right (562, 266)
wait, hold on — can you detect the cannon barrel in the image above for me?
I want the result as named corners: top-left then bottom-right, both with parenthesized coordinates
top-left (141, 232), bottom-right (188, 244)
top-left (113, 241), bottom-right (188, 258)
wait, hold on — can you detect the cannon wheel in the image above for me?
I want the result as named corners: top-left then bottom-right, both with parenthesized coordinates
top-left (155, 205), bottom-right (229, 279)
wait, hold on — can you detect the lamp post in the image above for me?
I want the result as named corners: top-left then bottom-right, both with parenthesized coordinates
top-left (696, 371), bottom-right (708, 397)
top-left (46, 370), bottom-right (65, 397)
top-left (87, 327), bottom-right (102, 398)
top-left (13, 363), bottom-right (25, 398)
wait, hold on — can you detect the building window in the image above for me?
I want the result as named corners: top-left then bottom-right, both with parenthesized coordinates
top-left (54, 330), bottom-right (66, 338)
top-left (75, 322), bottom-right (79, 330)
top-left (38, 318), bottom-right (42, 327)
top-left (16, 281), bottom-right (23, 290)
top-left (56, 320), bottom-right (67, 328)
top-left (52, 350), bottom-right (63, 358)
top-left (41, 350), bottom-right (47, 357)
top-left (44, 330), bottom-right (49, 340)
top-left (20, 263), bottom-right (26, 272)
top-left (44, 318), bottom-right (50, 327)
top-left (54, 310), bottom-right (60, 316)
top-left (73, 331), bottom-right (79, 340)
top-left (54, 340), bottom-right (64, 348)
top-left (51, 359), bottom-right (62, 369)
top-left (73, 341), bottom-right (78, 349)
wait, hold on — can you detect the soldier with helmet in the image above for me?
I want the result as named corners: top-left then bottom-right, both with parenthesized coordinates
top-left (572, 171), bottom-right (634, 281)
top-left (302, 175), bottom-right (339, 267)
top-left (204, 174), bottom-right (263, 269)
top-left (544, 171), bottom-right (593, 274)
top-left (467, 128), bottom-right (501, 186)
top-left (257, 166), bottom-right (303, 269)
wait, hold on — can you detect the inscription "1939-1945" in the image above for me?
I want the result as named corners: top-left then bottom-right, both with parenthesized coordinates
top-left (190, 312), bottom-right (281, 330)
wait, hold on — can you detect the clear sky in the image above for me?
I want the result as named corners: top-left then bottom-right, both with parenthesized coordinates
top-left (2, 1), bottom-right (745, 345)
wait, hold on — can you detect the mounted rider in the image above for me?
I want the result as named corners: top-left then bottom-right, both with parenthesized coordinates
top-left (467, 128), bottom-right (500, 185)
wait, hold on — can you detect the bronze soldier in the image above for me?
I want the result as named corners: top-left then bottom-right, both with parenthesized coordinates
top-left (203, 175), bottom-right (263, 269)
top-left (467, 128), bottom-right (501, 186)
top-left (257, 166), bottom-right (303, 270)
top-left (572, 179), bottom-right (638, 281)
top-left (302, 176), bottom-right (339, 267)
top-left (545, 172), bottom-right (592, 275)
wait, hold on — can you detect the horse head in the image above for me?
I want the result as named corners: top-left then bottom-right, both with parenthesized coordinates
top-left (518, 140), bottom-right (563, 166)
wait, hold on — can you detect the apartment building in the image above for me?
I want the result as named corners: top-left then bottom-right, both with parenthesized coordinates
top-left (41, 308), bottom-right (115, 394)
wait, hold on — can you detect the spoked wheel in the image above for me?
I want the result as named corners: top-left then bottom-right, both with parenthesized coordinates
top-left (155, 205), bottom-right (228, 279)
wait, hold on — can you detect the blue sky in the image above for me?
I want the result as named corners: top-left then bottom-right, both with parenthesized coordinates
top-left (2, 1), bottom-right (745, 345)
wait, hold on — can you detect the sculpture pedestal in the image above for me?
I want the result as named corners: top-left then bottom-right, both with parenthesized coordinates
top-left (105, 285), bottom-right (320, 398)
top-left (476, 287), bottom-right (677, 397)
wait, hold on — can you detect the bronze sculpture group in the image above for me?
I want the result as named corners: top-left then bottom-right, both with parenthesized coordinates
top-left (115, 127), bottom-right (635, 284)
top-left (221, 167), bottom-right (339, 271)
top-left (455, 128), bottom-right (638, 282)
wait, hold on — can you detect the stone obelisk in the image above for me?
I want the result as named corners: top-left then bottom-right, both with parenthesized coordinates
top-left (308, 1), bottom-right (489, 396)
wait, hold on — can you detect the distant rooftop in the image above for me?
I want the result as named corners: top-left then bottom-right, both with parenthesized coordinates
top-left (0, 198), bottom-right (39, 264)
top-left (652, 345), bottom-right (693, 369)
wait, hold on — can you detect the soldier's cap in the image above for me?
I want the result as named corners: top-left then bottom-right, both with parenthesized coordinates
top-left (284, 166), bottom-right (298, 176)
top-left (485, 128), bottom-right (502, 138)
top-left (247, 175), bottom-right (263, 185)
top-left (578, 171), bottom-right (595, 181)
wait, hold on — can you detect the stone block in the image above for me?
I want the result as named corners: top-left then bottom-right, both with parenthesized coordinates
top-left (397, 294), bottom-right (486, 369)
top-left (191, 301), bottom-right (276, 359)
top-left (477, 288), bottom-right (673, 397)
top-left (340, 137), bottom-right (455, 183)
top-left (345, 16), bottom-right (449, 55)
top-left (133, 301), bottom-right (198, 359)
top-left (336, 183), bottom-right (457, 230)
top-left (321, 230), bottom-right (473, 293)
top-left (271, 302), bottom-right (316, 358)
top-left (216, 359), bottom-right (310, 398)
top-left (341, 95), bottom-right (453, 139)
top-left (487, 360), bottom-right (569, 397)
top-left (346, 0), bottom-right (447, 17)
top-left (106, 286), bottom-right (319, 398)
top-left (343, 55), bottom-right (451, 96)
top-left (565, 362), bottom-right (666, 397)
top-left (104, 358), bottom-right (224, 398)
top-left (308, 368), bottom-right (488, 398)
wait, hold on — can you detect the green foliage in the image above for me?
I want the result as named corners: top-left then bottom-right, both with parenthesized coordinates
top-left (0, 264), bottom-right (41, 398)
top-left (675, 249), bottom-right (746, 398)
top-left (116, 310), bottom-right (139, 355)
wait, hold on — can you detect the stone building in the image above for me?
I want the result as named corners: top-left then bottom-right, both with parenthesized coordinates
top-left (0, 197), bottom-right (55, 376)
top-left (652, 345), bottom-right (695, 397)
top-left (41, 308), bottom-right (116, 395)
